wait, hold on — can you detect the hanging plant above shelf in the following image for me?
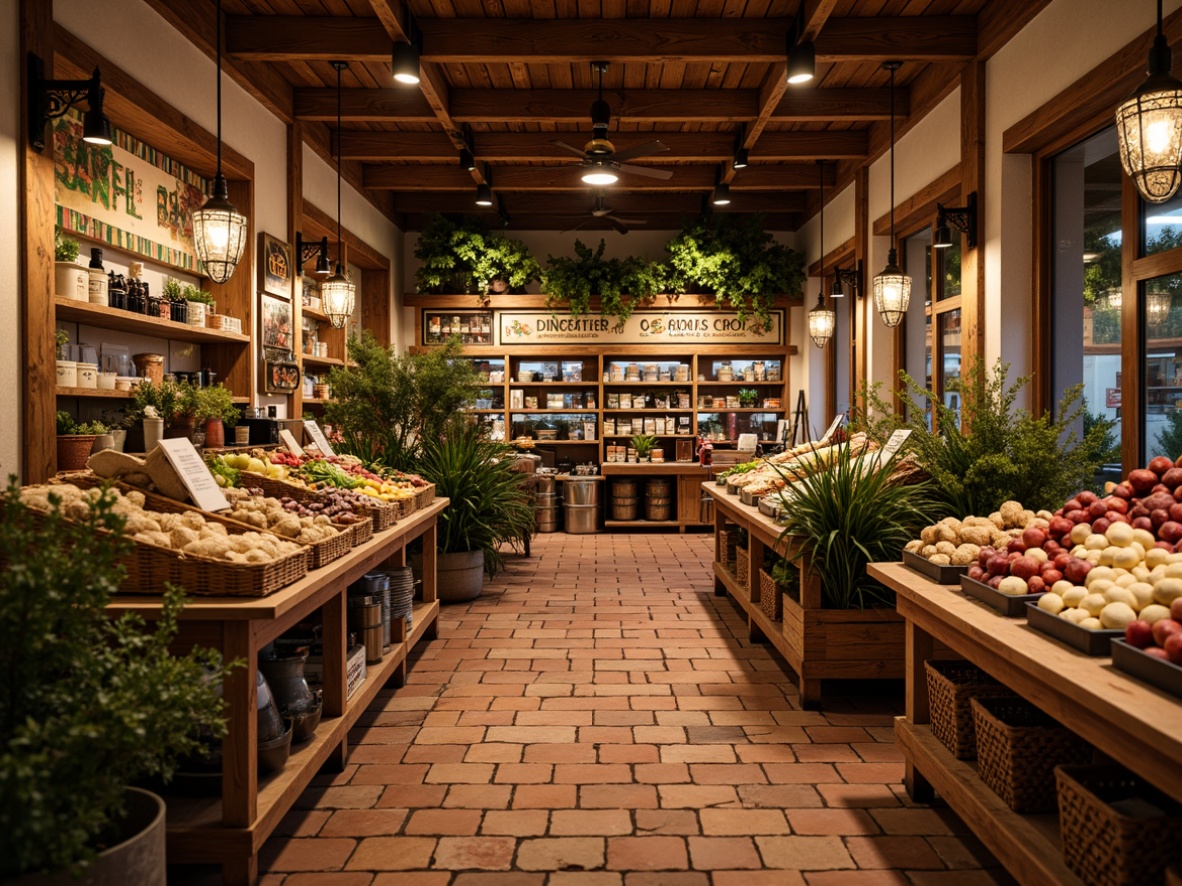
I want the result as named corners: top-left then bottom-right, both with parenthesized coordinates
top-left (665, 213), bottom-right (806, 330)
top-left (540, 239), bottom-right (671, 326)
top-left (414, 214), bottom-right (541, 296)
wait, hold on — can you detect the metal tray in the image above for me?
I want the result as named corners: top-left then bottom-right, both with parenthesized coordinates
top-left (740, 487), bottom-right (764, 506)
top-left (1111, 639), bottom-right (1182, 699)
top-left (759, 496), bottom-right (785, 519)
top-left (1025, 602), bottom-right (1122, 656)
top-left (959, 575), bottom-right (1040, 617)
top-left (902, 549), bottom-right (969, 585)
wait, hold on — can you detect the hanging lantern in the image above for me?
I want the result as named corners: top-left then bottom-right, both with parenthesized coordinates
top-left (807, 294), bottom-right (836, 348)
top-left (322, 266), bottom-right (356, 329)
top-left (873, 61), bottom-right (912, 329)
top-left (1148, 289), bottom-right (1172, 328)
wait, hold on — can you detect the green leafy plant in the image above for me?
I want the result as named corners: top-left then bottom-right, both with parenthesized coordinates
top-left (866, 358), bottom-right (1118, 516)
top-left (54, 227), bottom-right (79, 263)
top-left (416, 420), bottom-right (535, 576)
top-left (414, 214), bottom-right (540, 295)
top-left (55, 328), bottom-right (70, 360)
top-left (56, 411), bottom-right (108, 435)
top-left (665, 213), bottom-right (805, 329)
top-left (161, 279), bottom-right (184, 301)
top-left (0, 479), bottom-right (233, 877)
top-left (130, 379), bottom-right (181, 429)
top-left (769, 556), bottom-right (800, 602)
top-left (776, 442), bottom-right (936, 609)
top-left (629, 433), bottom-right (657, 458)
top-left (1155, 409), bottom-right (1182, 461)
top-left (181, 284), bottom-right (214, 306)
top-left (738, 387), bottom-right (759, 407)
top-left (193, 384), bottom-right (240, 427)
top-left (541, 239), bottom-right (668, 325)
top-left (324, 332), bottom-right (478, 470)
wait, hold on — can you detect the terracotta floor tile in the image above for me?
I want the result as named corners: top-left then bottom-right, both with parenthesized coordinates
top-left (280, 874), bottom-right (375, 886)
top-left (443, 784), bottom-right (514, 809)
top-left (688, 763), bottom-right (767, 785)
top-left (431, 836), bottom-right (517, 870)
top-left (550, 809), bottom-right (634, 836)
top-left (754, 836), bottom-right (856, 870)
top-left (495, 763), bottom-right (554, 784)
top-left (466, 743), bottom-right (525, 763)
top-left (633, 762), bottom-right (691, 784)
top-left (345, 837), bottom-right (437, 870)
top-left (275, 809), bottom-right (331, 837)
top-left (845, 836), bottom-right (946, 870)
top-left (817, 784), bottom-right (902, 808)
top-left (870, 808), bottom-right (958, 836)
top-left (554, 763), bottom-right (633, 784)
top-left (836, 762), bottom-right (905, 784)
top-left (659, 745), bottom-right (737, 764)
top-left (376, 784), bottom-right (448, 808)
top-left (480, 810), bottom-right (550, 837)
top-left (698, 809), bottom-right (790, 836)
top-left (632, 809), bottom-right (701, 836)
top-left (606, 836), bottom-right (689, 871)
top-left (786, 808), bottom-right (882, 836)
top-left (515, 837), bottom-right (606, 870)
top-left (548, 873), bottom-right (623, 886)
top-left (523, 743), bottom-right (598, 763)
top-left (319, 809), bottom-right (409, 838)
top-left (599, 744), bottom-right (660, 764)
top-left (296, 786), bottom-right (384, 810)
top-left (404, 808), bottom-right (484, 835)
top-left (371, 875), bottom-right (450, 886)
top-left (622, 874), bottom-right (709, 886)
top-left (513, 784), bottom-right (580, 809)
top-left (687, 836), bottom-right (762, 870)
top-left (349, 764), bottom-right (429, 786)
top-left (803, 872), bottom-right (910, 885)
top-left (657, 785), bottom-right (741, 808)
top-left (259, 838), bottom-right (356, 872)
top-left (581, 784), bottom-right (660, 809)
top-left (712, 872), bottom-right (806, 886)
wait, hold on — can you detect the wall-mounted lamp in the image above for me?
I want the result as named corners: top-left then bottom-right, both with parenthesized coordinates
top-left (830, 260), bottom-right (863, 299)
top-left (295, 233), bottom-right (332, 276)
top-left (28, 54), bottom-right (112, 152)
top-left (934, 191), bottom-right (978, 249)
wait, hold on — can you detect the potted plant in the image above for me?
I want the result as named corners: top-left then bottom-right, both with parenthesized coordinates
top-left (415, 420), bottom-right (536, 602)
top-left (56, 412), bottom-right (109, 471)
top-left (738, 387), bottom-right (759, 408)
top-left (54, 227), bottom-right (87, 302)
top-left (413, 214), bottom-right (540, 295)
top-left (181, 285), bottom-right (215, 327)
top-left (55, 329), bottom-right (77, 387)
top-left (165, 381), bottom-right (200, 441)
top-left (630, 433), bottom-right (657, 461)
top-left (128, 379), bottom-right (181, 453)
top-left (0, 480), bottom-right (232, 883)
top-left (541, 239), bottom-right (669, 326)
top-left (193, 384), bottom-right (240, 449)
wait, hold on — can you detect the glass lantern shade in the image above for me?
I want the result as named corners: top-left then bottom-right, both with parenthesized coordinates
top-left (873, 251), bottom-right (911, 328)
top-left (1147, 288), bottom-right (1172, 328)
top-left (1105, 288), bottom-right (1123, 310)
top-left (192, 176), bottom-right (248, 284)
top-left (322, 266), bottom-right (356, 329)
top-left (1115, 74), bottom-right (1182, 204)
top-left (807, 296), bottom-right (836, 348)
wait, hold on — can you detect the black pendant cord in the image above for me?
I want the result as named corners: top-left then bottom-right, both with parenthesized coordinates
top-left (889, 64), bottom-right (895, 249)
top-left (336, 61), bottom-right (343, 266)
top-left (1160, 0), bottom-right (1164, 38)
top-left (819, 160), bottom-right (825, 290)
top-left (215, 0), bottom-right (223, 178)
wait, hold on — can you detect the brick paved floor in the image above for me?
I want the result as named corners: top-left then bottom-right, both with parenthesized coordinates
top-left (252, 532), bottom-right (1012, 886)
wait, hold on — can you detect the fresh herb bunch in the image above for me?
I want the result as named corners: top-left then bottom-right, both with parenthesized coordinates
top-left (54, 226), bottom-right (79, 263)
top-left (181, 284), bottom-right (214, 306)
top-left (416, 419), bottom-right (535, 577)
top-left (56, 412), bottom-right (108, 435)
top-left (130, 379), bottom-right (183, 429)
top-left (541, 239), bottom-right (670, 325)
top-left (665, 214), bottom-right (805, 330)
top-left (297, 459), bottom-right (363, 489)
top-left (0, 480), bottom-right (233, 877)
top-left (324, 332), bottom-right (478, 471)
top-left (776, 442), bottom-right (936, 609)
top-left (193, 384), bottom-right (240, 426)
top-left (738, 387), bottom-right (760, 407)
top-left (161, 279), bottom-right (184, 301)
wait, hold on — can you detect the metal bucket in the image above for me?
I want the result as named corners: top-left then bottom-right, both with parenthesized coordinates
top-left (536, 507), bottom-right (561, 532)
top-left (563, 503), bottom-right (599, 533)
top-left (536, 474), bottom-right (557, 495)
top-left (536, 492), bottom-right (560, 509)
top-left (563, 478), bottom-right (600, 505)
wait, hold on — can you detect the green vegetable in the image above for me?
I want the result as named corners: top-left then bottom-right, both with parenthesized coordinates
top-left (297, 460), bottom-right (363, 489)
top-left (207, 458), bottom-right (240, 489)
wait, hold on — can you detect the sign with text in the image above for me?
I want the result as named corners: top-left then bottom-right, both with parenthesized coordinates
top-left (497, 310), bottom-right (784, 346)
top-left (821, 414), bottom-right (845, 443)
top-left (303, 420), bottom-right (335, 457)
top-left (279, 429), bottom-right (306, 457)
top-left (158, 437), bottom-right (229, 512)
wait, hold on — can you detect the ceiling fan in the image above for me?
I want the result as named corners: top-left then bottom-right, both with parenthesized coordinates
top-left (562, 191), bottom-right (647, 234)
top-left (549, 61), bottom-right (673, 186)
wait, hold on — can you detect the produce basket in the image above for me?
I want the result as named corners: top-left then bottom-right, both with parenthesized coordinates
top-left (1056, 764), bottom-right (1182, 886)
top-left (241, 472), bottom-right (400, 532)
top-left (719, 526), bottom-right (738, 570)
top-left (759, 568), bottom-right (784, 621)
top-left (415, 483), bottom-right (435, 507)
top-left (348, 516), bottom-right (374, 547)
top-left (902, 549), bottom-right (970, 584)
top-left (735, 546), bottom-right (750, 589)
top-left (1026, 602), bottom-right (1122, 656)
top-left (971, 695), bottom-right (1093, 812)
top-left (924, 659), bottom-right (1014, 759)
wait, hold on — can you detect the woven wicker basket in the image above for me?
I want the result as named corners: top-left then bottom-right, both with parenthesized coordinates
top-left (759, 568), bottom-right (784, 621)
top-left (415, 483), bottom-right (435, 507)
top-left (735, 546), bottom-right (750, 589)
top-left (925, 659), bottom-right (1014, 759)
top-left (347, 516), bottom-right (374, 547)
top-left (971, 696), bottom-right (1093, 813)
top-left (719, 527), bottom-right (738, 570)
top-left (1056, 764), bottom-right (1182, 886)
top-left (241, 472), bottom-right (400, 531)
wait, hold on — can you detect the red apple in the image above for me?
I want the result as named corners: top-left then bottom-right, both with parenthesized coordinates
top-left (1064, 558), bottom-right (1093, 584)
top-left (1078, 490), bottom-right (1099, 506)
top-left (1150, 455), bottom-right (1175, 476)
top-left (1088, 500), bottom-right (1108, 520)
top-left (1146, 647), bottom-right (1170, 660)
top-left (1049, 516), bottom-right (1073, 537)
top-left (1165, 634), bottom-right (1182, 665)
top-left (1026, 575), bottom-right (1047, 594)
top-left (1152, 618), bottom-right (1182, 647)
top-left (1133, 517), bottom-right (1154, 531)
top-left (1125, 620), bottom-right (1155, 649)
top-left (1160, 521), bottom-right (1182, 544)
top-left (1092, 517), bottom-right (1112, 535)
top-left (1130, 469), bottom-right (1159, 493)
top-left (1041, 569), bottom-right (1063, 586)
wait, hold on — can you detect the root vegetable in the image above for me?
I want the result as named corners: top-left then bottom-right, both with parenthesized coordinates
top-left (1150, 456), bottom-right (1175, 476)
top-left (1130, 469), bottom-right (1159, 492)
top-left (1126, 620), bottom-right (1155, 648)
top-left (998, 576), bottom-right (1030, 596)
top-left (1080, 617), bottom-right (1104, 630)
top-left (1141, 604), bottom-right (1172, 624)
top-left (1039, 593), bottom-right (1065, 615)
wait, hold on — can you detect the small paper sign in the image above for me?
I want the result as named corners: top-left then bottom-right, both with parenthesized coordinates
top-left (303, 420), bottom-right (335, 457)
top-left (158, 437), bottom-right (230, 512)
top-left (821, 414), bottom-right (845, 443)
top-left (280, 429), bottom-right (306, 457)
top-left (863, 429), bottom-right (913, 475)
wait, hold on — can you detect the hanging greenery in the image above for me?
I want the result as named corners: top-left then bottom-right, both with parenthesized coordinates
top-left (413, 214), bottom-right (541, 295)
top-left (665, 213), bottom-right (805, 330)
top-left (541, 239), bottom-right (671, 325)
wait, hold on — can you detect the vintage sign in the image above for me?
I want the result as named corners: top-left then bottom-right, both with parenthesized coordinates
top-left (496, 310), bottom-right (784, 346)
top-left (53, 109), bottom-right (208, 272)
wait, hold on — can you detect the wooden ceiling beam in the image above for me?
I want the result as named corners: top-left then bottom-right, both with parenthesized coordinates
top-left (226, 15), bottom-right (976, 64)
top-left (399, 213), bottom-right (802, 232)
top-left (771, 87), bottom-right (906, 121)
top-left (294, 88), bottom-right (438, 122)
top-left (391, 192), bottom-right (805, 215)
top-left (364, 164), bottom-right (824, 191)
top-left (339, 130), bottom-right (867, 162)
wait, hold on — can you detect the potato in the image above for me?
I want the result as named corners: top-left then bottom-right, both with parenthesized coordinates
top-left (934, 541), bottom-right (957, 555)
top-left (936, 525), bottom-right (959, 544)
top-left (951, 544), bottom-right (979, 566)
top-left (1115, 573), bottom-right (1138, 588)
top-left (1088, 580), bottom-right (1115, 595)
top-left (929, 553), bottom-right (952, 566)
top-left (1127, 582), bottom-right (1156, 612)
top-left (1027, 548), bottom-right (1049, 564)
top-left (1105, 522), bottom-right (1136, 547)
top-left (998, 576), bottom-right (1030, 596)
top-left (960, 526), bottom-right (992, 546)
top-left (1135, 529), bottom-right (1159, 550)
top-left (1038, 592), bottom-right (1065, 615)
top-left (920, 526), bottom-right (938, 545)
top-left (1052, 580), bottom-right (1075, 597)
top-left (1112, 547), bottom-right (1142, 570)
top-left (1085, 533), bottom-right (1110, 551)
top-left (1100, 601), bottom-right (1137, 629)
top-left (1080, 617), bottom-right (1104, 631)
top-left (1080, 593), bottom-right (1107, 617)
top-left (1071, 524), bottom-right (1094, 545)
top-left (1140, 604), bottom-right (1172, 624)
top-left (904, 539), bottom-right (923, 554)
top-left (1062, 607), bottom-right (1090, 624)
top-left (1102, 587), bottom-right (1137, 609)
top-left (1153, 577), bottom-right (1182, 606)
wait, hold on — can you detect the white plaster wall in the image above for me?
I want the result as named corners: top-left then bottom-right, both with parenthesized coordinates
top-left (0, 0), bottom-right (20, 477)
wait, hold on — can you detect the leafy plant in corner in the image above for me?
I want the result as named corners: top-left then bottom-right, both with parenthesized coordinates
top-left (54, 226), bottom-right (79, 263)
top-left (0, 479), bottom-right (234, 878)
top-left (775, 441), bottom-right (936, 609)
top-left (416, 419), bottom-right (536, 576)
top-left (738, 388), bottom-right (759, 407)
top-left (665, 213), bottom-right (805, 330)
top-left (56, 411), bottom-right (108, 436)
top-left (55, 328), bottom-right (70, 360)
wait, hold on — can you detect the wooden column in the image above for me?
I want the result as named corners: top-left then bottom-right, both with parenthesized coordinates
top-left (21, 0), bottom-right (56, 483)
top-left (362, 268), bottom-right (390, 348)
top-left (960, 61), bottom-right (987, 391)
top-left (288, 120), bottom-right (305, 416)
top-left (853, 166), bottom-right (869, 413)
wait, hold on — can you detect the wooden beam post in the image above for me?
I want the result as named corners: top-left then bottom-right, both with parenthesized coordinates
top-left (853, 166), bottom-right (869, 415)
top-left (960, 61), bottom-right (986, 416)
top-left (289, 121), bottom-right (305, 417)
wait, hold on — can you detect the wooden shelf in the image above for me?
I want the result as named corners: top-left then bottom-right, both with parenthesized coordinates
top-left (302, 307), bottom-right (330, 323)
top-left (602, 380), bottom-right (688, 386)
top-left (602, 408), bottom-right (694, 414)
top-left (696, 380), bottom-right (784, 387)
top-left (508, 381), bottom-right (597, 388)
top-left (606, 519), bottom-right (683, 528)
top-left (301, 354), bottom-right (345, 367)
top-left (302, 398), bottom-right (328, 406)
top-left (895, 721), bottom-right (1082, 886)
top-left (603, 433), bottom-right (696, 438)
top-left (510, 408), bottom-right (598, 414)
top-left (56, 386), bottom-right (132, 399)
top-left (470, 408), bottom-right (506, 414)
top-left (697, 407), bottom-right (783, 413)
top-left (55, 297), bottom-right (250, 345)
top-left (525, 439), bottom-right (599, 445)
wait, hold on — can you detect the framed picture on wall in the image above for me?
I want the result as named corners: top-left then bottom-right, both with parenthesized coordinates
top-left (260, 293), bottom-right (293, 350)
top-left (260, 233), bottom-right (292, 298)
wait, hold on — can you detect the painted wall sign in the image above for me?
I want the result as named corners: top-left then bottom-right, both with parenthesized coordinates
top-left (53, 109), bottom-right (208, 272)
top-left (496, 310), bottom-right (784, 346)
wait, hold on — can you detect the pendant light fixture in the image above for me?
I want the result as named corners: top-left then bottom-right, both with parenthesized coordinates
top-left (1115, 0), bottom-right (1182, 203)
top-left (873, 61), bottom-right (911, 329)
top-left (808, 161), bottom-right (836, 348)
top-left (192, 0), bottom-right (248, 284)
top-left (1148, 288), bottom-right (1173, 328)
top-left (321, 61), bottom-right (356, 330)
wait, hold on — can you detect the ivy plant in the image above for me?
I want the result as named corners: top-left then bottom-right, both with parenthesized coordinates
top-left (414, 214), bottom-right (540, 295)
top-left (541, 239), bottom-right (670, 326)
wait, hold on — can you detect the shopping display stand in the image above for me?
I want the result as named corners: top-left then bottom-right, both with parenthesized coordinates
top-left (106, 498), bottom-right (447, 885)
top-left (868, 562), bottom-right (1182, 886)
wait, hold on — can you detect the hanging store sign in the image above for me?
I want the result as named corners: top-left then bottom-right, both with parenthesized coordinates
top-left (53, 109), bottom-right (208, 272)
top-left (496, 310), bottom-right (784, 346)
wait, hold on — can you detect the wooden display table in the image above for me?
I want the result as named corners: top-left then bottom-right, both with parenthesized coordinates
top-left (601, 462), bottom-right (715, 531)
top-left (107, 499), bottom-right (447, 885)
top-left (868, 562), bottom-right (1182, 886)
top-left (707, 486), bottom-right (904, 709)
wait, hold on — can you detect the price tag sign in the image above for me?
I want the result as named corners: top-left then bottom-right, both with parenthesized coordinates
top-left (863, 429), bottom-right (913, 475)
top-left (279, 429), bottom-right (306, 457)
top-left (303, 420), bottom-right (335, 457)
top-left (158, 437), bottom-right (229, 512)
top-left (821, 414), bottom-right (845, 443)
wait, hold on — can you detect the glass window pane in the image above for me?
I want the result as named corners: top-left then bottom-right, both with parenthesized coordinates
top-left (1144, 190), bottom-right (1182, 256)
top-left (903, 229), bottom-right (933, 428)
top-left (939, 237), bottom-right (962, 300)
top-left (1144, 276), bottom-right (1182, 460)
top-left (1052, 127), bottom-right (1122, 486)
top-left (939, 309), bottom-right (962, 428)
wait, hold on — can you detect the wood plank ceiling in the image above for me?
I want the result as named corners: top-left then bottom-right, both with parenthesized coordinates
top-left (221, 0), bottom-right (992, 233)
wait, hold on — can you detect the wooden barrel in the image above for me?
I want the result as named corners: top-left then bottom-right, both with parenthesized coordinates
top-left (645, 479), bottom-right (673, 521)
